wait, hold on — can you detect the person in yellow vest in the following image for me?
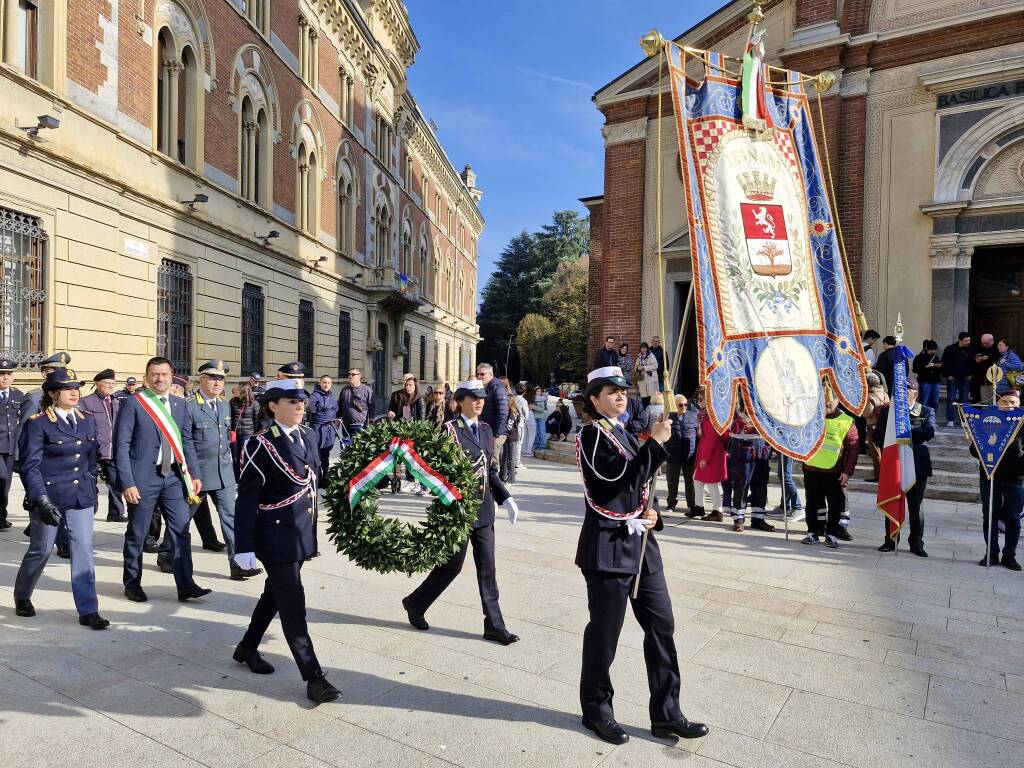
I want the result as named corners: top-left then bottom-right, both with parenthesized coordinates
top-left (801, 391), bottom-right (859, 548)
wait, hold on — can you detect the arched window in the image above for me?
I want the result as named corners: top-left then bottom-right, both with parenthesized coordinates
top-left (153, 3), bottom-right (207, 171)
top-left (296, 142), bottom-right (319, 234)
top-left (457, 270), bottom-right (465, 317)
top-left (418, 235), bottom-right (428, 290)
top-left (238, 82), bottom-right (272, 208)
top-left (375, 204), bottom-right (392, 268)
top-left (337, 160), bottom-right (356, 256)
top-left (445, 258), bottom-right (453, 309)
top-left (400, 220), bottom-right (412, 276)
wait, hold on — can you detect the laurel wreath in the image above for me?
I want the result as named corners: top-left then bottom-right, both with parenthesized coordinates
top-left (324, 419), bottom-right (480, 574)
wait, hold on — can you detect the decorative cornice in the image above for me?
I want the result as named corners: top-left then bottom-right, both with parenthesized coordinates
top-left (602, 118), bottom-right (648, 146)
top-left (918, 54), bottom-right (1024, 92)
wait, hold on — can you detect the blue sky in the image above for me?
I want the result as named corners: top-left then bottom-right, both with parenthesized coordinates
top-left (404, 0), bottom-right (723, 286)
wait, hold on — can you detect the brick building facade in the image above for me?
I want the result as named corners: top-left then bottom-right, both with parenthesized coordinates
top-left (0, 0), bottom-right (481, 415)
top-left (586, 0), bottom-right (1024, 392)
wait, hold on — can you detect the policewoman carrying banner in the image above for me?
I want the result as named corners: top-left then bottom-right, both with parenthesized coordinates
top-left (574, 366), bottom-right (708, 745)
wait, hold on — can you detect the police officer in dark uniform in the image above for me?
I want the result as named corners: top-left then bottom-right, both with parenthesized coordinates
top-left (186, 360), bottom-right (261, 580)
top-left (17, 352), bottom-right (71, 542)
top-left (14, 368), bottom-right (109, 629)
top-left (0, 357), bottom-right (25, 529)
top-left (401, 379), bottom-right (521, 645)
top-left (575, 366), bottom-right (708, 745)
top-left (232, 379), bottom-right (340, 704)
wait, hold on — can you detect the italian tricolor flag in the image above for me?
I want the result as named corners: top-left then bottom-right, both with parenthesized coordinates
top-left (348, 437), bottom-right (462, 509)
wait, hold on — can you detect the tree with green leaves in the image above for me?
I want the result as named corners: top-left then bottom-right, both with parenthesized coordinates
top-left (516, 314), bottom-right (557, 383)
top-left (543, 256), bottom-right (589, 384)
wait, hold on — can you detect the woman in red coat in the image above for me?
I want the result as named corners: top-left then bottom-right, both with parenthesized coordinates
top-left (693, 401), bottom-right (729, 522)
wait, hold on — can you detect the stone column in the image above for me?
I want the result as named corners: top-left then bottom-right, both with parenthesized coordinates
top-left (166, 59), bottom-right (181, 158)
top-left (930, 239), bottom-right (973, 344)
top-left (298, 162), bottom-right (309, 230)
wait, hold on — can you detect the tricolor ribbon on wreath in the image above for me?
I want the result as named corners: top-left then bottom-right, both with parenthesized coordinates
top-left (348, 436), bottom-right (463, 509)
top-left (133, 390), bottom-right (202, 504)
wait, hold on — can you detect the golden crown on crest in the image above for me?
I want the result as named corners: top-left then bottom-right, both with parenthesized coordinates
top-left (737, 170), bottom-right (777, 201)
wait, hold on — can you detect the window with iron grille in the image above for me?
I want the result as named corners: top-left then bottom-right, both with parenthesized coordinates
top-left (0, 207), bottom-right (47, 369)
top-left (241, 283), bottom-right (264, 376)
top-left (402, 329), bottom-right (411, 377)
top-left (298, 299), bottom-right (315, 374)
top-left (157, 258), bottom-right (192, 374)
top-left (419, 335), bottom-right (426, 381)
top-left (338, 310), bottom-right (351, 377)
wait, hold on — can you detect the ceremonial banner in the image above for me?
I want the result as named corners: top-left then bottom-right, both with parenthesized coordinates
top-left (666, 45), bottom-right (867, 459)
top-left (876, 345), bottom-right (916, 537)
top-left (960, 404), bottom-right (1024, 479)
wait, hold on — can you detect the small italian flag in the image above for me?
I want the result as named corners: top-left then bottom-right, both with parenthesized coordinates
top-left (741, 26), bottom-right (772, 130)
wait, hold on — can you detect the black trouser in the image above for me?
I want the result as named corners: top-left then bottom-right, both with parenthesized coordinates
top-left (803, 470), bottom-right (845, 536)
top-left (318, 447), bottom-right (331, 484)
top-left (882, 477), bottom-right (926, 546)
top-left (665, 461), bottom-right (695, 510)
top-left (405, 524), bottom-right (505, 633)
top-left (240, 561), bottom-right (323, 681)
top-left (157, 497), bottom-right (220, 562)
top-left (98, 458), bottom-right (125, 519)
top-left (581, 567), bottom-right (682, 723)
top-left (0, 452), bottom-right (12, 522)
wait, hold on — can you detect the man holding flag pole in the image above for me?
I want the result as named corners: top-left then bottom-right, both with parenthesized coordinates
top-left (875, 318), bottom-right (918, 555)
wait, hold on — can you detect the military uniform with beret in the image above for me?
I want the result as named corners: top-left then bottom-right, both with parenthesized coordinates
top-left (14, 369), bottom-right (109, 629)
top-left (232, 379), bottom-right (339, 703)
top-left (0, 356), bottom-right (25, 528)
top-left (575, 366), bottom-right (707, 745)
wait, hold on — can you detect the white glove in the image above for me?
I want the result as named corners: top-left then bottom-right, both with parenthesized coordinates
top-left (233, 552), bottom-right (259, 571)
top-left (625, 518), bottom-right (650, 536)
top-left (503, 498), bottom-right (519, 525)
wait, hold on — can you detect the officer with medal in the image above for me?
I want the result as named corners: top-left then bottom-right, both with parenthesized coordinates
top-left (0, 357), bottom-right (25, 530)
top-left (17, 352), bottom-right (72, 540)
top-left (231, 379), bottom-right (340, 704)
top-left (186, 360), bottom-right (261, 580)
top-left (401, 379), bottom-right (521, 646)
top-left (575, 366), bottom-right (708, 745)
top-left (14, 368), bottom-right (109, 629)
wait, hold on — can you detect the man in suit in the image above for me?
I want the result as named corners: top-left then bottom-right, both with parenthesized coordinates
top-left (17, 352), bottom-right (71, 542)
top-left (401, 379), bottom-right (521, 645)
top-left (79, 369), bottom-right (125, 522)
top-left (231, 379), bottom-right (340, 704)
top-left (0, 357), bottom-right (25, 529)
top-left (875, 379), bottom-right (935, 557)
top-left (185, 360), bottom-right (261, 581)
top-left (114, 356), bottom-right (210, 603)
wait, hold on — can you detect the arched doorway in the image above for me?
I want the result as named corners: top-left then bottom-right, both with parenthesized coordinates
top-left (971, 246), bottom-right (1024, 346)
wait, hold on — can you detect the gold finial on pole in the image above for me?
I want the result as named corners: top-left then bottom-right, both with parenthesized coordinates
top-left (748, 0), bottom-right (765, 24)
top-left (640, 29), bottom-right (664, 58)
top-left (814, 70), bottom-right (837, 94)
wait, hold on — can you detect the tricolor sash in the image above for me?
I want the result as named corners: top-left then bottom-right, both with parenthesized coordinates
top-left (134, 390), bottom-right (201, 503)
top-left (348, 436), bottom-right (462, 509)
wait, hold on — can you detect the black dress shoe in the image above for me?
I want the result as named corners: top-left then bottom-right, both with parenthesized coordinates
top-left (202, 540), bottom-right (227, 552)
top-left (233, 645), bottom-right (275, 674)
top-left (142, 538), bottom-right (160, 554)
top-left (750, 518), bottom-right (775, 532)
top-left (306, 675), bottom-right (340, 703)
top-left (177, 585), bottom-right (212, 602)
top-left (402, 596), bottom-right (429, 630)
top-left (124, 586), bottom-right (148, 602)
top-left (910, 546), bottom-right (928, 558)
top-left (78, 613), bottom-right (110, 630)
top-left (230, 566), bottom-right (250, 581)
top-left (878, 540), bottom-right (896, 552)
top-left (651, 717), bottom-right (710, 739)
top-left (582, 718), bottom-right (629, 745)
top-left (156, 557), bottom-right (174, 574)
top-left (106, 514), bottom-right (129, 523)
top-left (979, 555), bottom-right (998, 567)
top-left (0, 519), bottom-right (12, 530)
top-left (56, 544), bottom-right (70, 559)
top-left (483, 628), bottom-right (520, 646)
top-left (14, 598), bottom-right (35, 617)
top-left (1003, 555), bottom-right (1022, 572)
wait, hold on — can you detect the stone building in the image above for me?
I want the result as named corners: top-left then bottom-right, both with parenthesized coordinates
top-left (0, 0), bottom-right (481, 415)
top-left (586, 0), bottom-right (1024, 392)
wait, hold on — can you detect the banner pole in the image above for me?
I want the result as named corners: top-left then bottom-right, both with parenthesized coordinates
top-left (987, 477), bottom-right (996, 569)
top-left (778, 453), bottom-right (789, 541)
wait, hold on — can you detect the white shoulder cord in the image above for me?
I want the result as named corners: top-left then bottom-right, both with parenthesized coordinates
top-left (577, 423), bottom-right (628, 483)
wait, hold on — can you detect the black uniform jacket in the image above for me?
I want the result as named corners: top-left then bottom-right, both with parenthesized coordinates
top-left (235, 424), bottom-right (319, 564)
top-left (0, 387), bottom-right (25, 455)
top-left (575, 419), bottom-right (667, 575)
top-left (446, 415), bottom-right (510, 528)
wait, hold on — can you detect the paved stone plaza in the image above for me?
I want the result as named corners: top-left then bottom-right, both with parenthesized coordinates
top-left (2, 455), bottom-right (1024, 768)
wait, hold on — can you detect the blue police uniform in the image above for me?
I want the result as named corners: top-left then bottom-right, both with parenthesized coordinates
top-left (113, 389), bottom-right (205, 599)
top-left (14, 368), bottom-right (106, 625)
top-left (235, 419), bottom-right (324, 681)
top-left (574, 365), bottom-right (707, 744)
top-left (404, 407), bottom-right (517, 642)
top-left (305, 386), bottom-right (338, 481)
top-left (0, 356), bottom-right (25, 528)
top-left (186, 386), bottom-right (246, 574)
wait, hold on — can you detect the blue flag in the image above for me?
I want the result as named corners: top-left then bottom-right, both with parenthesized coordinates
top-left (961, 405), bottom-right (1024, 479)
top-left (892, 345), bottom-right (914, 442)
